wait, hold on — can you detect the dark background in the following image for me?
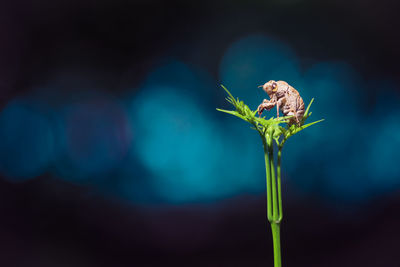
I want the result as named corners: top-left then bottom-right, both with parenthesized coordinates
top-left (1, 0), bottom-right (400, 266)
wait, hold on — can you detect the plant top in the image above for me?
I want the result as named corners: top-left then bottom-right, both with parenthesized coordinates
top-left (216, 84), bottom-right (324, 148)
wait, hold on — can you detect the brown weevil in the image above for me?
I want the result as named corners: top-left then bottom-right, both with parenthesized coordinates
top-left (257, 80), bottom-right (305, 125)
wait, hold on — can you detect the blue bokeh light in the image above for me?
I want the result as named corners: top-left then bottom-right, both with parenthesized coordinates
top-left (366, 89), bottom-right (400, 192)
top-left (0, 99), bottom-right (54, 181)
top-left (0, 35), bottom-right (398, 208)
top-left (130, 86), bottom-right (225, 202)
top-left (52, 96), bottom-right (131, 182)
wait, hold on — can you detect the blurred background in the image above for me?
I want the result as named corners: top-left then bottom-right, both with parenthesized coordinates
top-left (1, 0), bottom-right (400, 266)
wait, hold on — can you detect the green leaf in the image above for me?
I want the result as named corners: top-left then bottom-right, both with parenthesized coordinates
top-left (304, 98), bottom-right (314, 118)
top-left (221, 85), bottom-right (235, 101)
top-left (285, 119), bottom-right (324, 138)
top-left (216, 108), bottom-right (246, 120)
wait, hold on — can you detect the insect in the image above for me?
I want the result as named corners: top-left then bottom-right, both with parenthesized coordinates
top-left (257, 80), bottom-right (305, 125)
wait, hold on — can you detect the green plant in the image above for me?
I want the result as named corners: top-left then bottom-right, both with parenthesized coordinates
top-left (217, 85), bottom-right (323, 267)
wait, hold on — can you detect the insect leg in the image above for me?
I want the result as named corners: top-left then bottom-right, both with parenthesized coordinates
top-left (257, 100), bottom-right (275, 116)
top-left (275, 98), bottom-right (285, 118)
top-left (276, 104), bottom-right (279, 118)
top-left (257, 104), bottom-right (265, 116)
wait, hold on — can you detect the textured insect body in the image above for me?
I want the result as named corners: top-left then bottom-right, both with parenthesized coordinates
top-left (257, 80), bottom-right (305, 125)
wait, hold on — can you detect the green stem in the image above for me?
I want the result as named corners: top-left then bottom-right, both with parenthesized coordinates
top-left (277, 146), bottom-right (283, 221)
top-left (269, 142), bottom-right (278, 220)
top-left (262, 137), bottom-right (273, 221)
top-left (262, 131), bottom-right (282, 267)
top-left (271, 222), bottom-right (282, 267)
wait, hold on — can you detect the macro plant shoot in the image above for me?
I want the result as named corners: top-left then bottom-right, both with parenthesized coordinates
top-left (217, 81), bottom-right (324, 267)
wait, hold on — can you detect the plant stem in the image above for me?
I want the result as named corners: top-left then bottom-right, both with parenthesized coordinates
top-left (271, 222), bottom-right (282, 267)
top-left (262, 132), bottom-right (282, 267)
top-left (263, 137), bottom-right (273, 221)
top-left (277, 146), bottom-right (283, 221)
top-left (269, 142), bottom-right (278, 220)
